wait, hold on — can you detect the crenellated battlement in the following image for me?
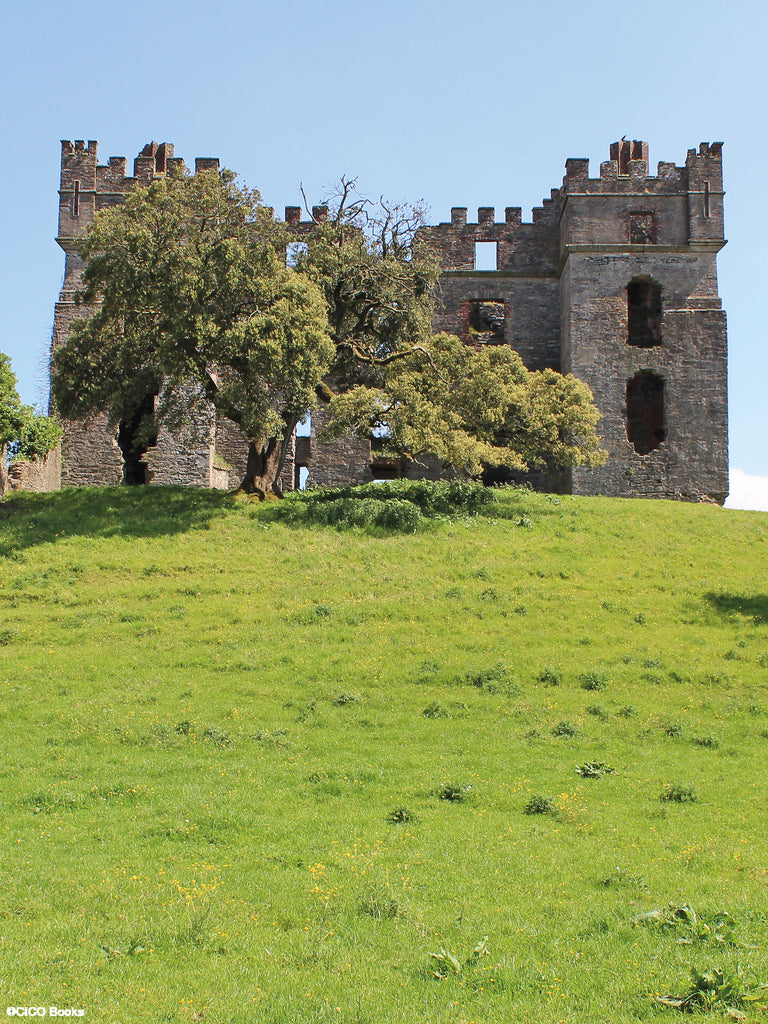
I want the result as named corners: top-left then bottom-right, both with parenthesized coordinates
top-left (57, 140), bottom-right (218, 242)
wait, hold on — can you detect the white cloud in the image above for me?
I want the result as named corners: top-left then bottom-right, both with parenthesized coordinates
top-left (725, 469), bottom-right (768, 512)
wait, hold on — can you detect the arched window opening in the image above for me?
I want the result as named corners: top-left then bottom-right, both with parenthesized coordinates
top-left (626, 371), bottom-right (665, 455)
top-left (627, 277), bottom-right (662, 347)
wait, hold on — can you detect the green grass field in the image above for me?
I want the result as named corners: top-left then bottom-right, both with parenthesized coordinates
top-left (1, 485), bottom-right (767, 1023)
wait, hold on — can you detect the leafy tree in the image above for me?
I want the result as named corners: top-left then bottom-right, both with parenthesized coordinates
top-left (52, 169), bottom-right (333, 495)
top-left (51, 169), bottom-right (605, 495)
top-left (0, 353), bottom-right (61, 498)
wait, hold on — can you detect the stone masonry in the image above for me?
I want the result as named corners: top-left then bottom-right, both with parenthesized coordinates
top-left (46, 138), bottom-right (728, 502)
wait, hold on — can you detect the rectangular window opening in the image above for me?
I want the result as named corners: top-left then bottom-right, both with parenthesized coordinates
top-left (474, 241), bottom-right (497, 271)
top-left (295, 413), bottom-right (311, 437)
top-left (73, 180), bottom-right (80, 218)
top-left (704, 181), bottom-right (711, 219)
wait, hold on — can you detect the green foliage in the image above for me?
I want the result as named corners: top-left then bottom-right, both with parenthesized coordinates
top-left (524, 794), bottom-right (557, 815)
top-left (579, 670), bottom-right (607, 691)
top-left (51, 170), bottom-right (333, 493)
top-left (656, 964), bottom-right (768, 1013)
top-left (575, 760), bottom-right (616, 778)
top-left (278, 478), bottom-right (499, 532)
top-left (660, 783), bottom-right (697, 803)
top-left (551, 720), bottom-right (578, 738)
top-left (0, 351), bottom-right (61, 496)
top-left (429, 936), bottom-right (489, 979)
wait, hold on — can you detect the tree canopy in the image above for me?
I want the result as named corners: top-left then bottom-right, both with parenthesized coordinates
top-left (0, 352), bottom-right (61, 497)
top-left (51, 167), bottom-right (605, 494)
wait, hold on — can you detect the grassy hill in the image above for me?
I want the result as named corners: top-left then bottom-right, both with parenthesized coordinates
top-left (1, 485), bottom-right (767, 1023)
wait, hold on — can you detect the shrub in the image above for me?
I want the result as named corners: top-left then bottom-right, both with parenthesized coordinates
top-left (537, 667), bottom-right (561, 686)
top-left (551, 720), bottom-right (578, 738)
top-left (579, 671), bottom-right (606, 691)
top-left (386, 807), bottom-right (416, 824)
top-left (423, 701), bottom-right (450, 719)
top-left (660, 783), bottom-right (697, 803)
top-left (575, 761), bottom-right (616, 778)
top-left (437, 783), bottom-right (468, 802)
top-left (524, 795), bottom-right (557, 816)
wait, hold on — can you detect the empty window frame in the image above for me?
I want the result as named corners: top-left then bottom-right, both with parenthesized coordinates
top-left (474, 241), bottom-right (497, 271)
top-left (626, 371), bottom-right (666, 455)
top-left (627, 277), bottom-right (662, 347)
top-left (467, 300), bottom-right (505, 345)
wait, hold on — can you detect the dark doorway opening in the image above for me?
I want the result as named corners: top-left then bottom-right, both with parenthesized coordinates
top-left (117, 392), bottom-right (159, 484)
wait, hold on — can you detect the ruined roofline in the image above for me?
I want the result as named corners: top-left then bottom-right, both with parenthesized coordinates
top-left (417, 141), bottom-right (725, 230)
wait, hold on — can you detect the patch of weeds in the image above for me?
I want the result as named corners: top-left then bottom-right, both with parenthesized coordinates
top-left (634, 613), bottom-right (647, 624)
top-left (643, 658), bottom-right (663, 669)
top-left (0, 627), bottom-right (16, 646)
top-left (656, 964), bottom-right (768, 1013)
top-left (294, 700), bottom-right (317, 723)
top-left (575, 760), bottom-right (616, 778)
top-left (480, 587), bottom-right (498, 602)
top-left (423, 701), bottom-right (450, 719)
top-left (255, 729), bottom-right (289, 747)
top-left (524, 794), bottom-right (557, 816)
top-left (516, 514), bottom-right (533, 529)
top-left (663, 722), bottom-right (684, 738)
top-left (617, 705), bottom-right (636, 717)
top-left (459, 662), bottom-right (518, 695)
top-left (429, 936), bottom-right (489, 978)
top-left (537, 667), bottom-right (561, 687)
top-left (437, 782), bottom-right (470, 803)
top-left (757, 652), bottom-right (768, 667)
top-left (202, 727), bottom-right (232, 746)
top-left (175, 721), bottom-right (192, 736)
top-left (386, 807), bottom-right (416, 824)
top-left (660, 783), bottom-right (697, 803)
top-left (586, 704), bottom-right (609, 721)
top-left (579, 671), bottom-right (606, 691)
top-left (551, 720), bottom-right (578, 738)
top-left (633, 904), bottom-right (738, 945)
top-left (514, 604), bottom-right (527, 616)
top-left (692, 735), bottom-right (719, 749)
top-left (359, 888), bottom-right (399, 920)
top-left (332, 692), bottom-right (359, 706)
top-left (445, 586), bottom-right (463, 599)
top-left (599, 867), bottom-right (647, 890)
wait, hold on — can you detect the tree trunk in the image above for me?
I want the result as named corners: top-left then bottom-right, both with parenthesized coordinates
top-left (239, 437), bottom-right (284, 498)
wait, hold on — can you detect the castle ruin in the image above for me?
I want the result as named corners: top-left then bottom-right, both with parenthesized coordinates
top-left (43, 138), bottom-right (728, 502)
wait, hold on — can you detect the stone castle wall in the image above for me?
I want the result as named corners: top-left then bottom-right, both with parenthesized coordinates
top-left (43, 138), bottom-right (728, 502)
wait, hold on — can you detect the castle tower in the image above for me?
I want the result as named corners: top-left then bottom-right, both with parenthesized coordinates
top-left (558, 142), bottom-right (728, 502)
top-left (52, 141), bottom-right (255, 489)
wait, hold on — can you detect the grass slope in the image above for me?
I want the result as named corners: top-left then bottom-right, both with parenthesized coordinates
top-left (1, 486), bottom-right (767, 1024)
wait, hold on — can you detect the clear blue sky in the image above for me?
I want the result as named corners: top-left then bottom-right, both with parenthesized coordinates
top-left (2, 0), bottom-right (766, 500)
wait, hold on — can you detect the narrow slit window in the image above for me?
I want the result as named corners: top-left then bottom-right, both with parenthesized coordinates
top-left (474, 241), bottom-right (497, 271)
top-left (73, 180), bottom-right (80, 217)
top-left (704, 181), bottom-right (711, 219)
